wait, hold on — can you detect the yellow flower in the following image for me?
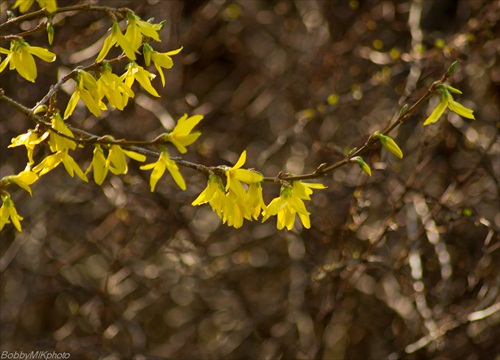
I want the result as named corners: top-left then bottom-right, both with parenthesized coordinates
top-left (97, 64), bottom-right (134, 110)
top-left (39, 0), bottom-right (57, 12)
top-left (3, 167), bottom-right (39, 195)
top-left (166, 114), bottom-right (203, 153)
top-left (262, 181), bottom-right (326, 230)
top-left (223, 189), bottom-right (251, 228)
top-left (120, 62), bottom-right (159, 100)
top-left (124, 14), bottom-right (162, 52)
top-left (247, 182), bottom-right (266, 220)
top-left (144, 45), bottom-right (182, 86)
top-left (0, 40), bottom-right (56, 82)
top-left (218, 151), bottom-right (264, 227)
top-left (1, 194), bottom-right (23, 232)
top-left (12, 0), bottom-right (57, 13)
top-left (86, 146), bottom-right (108, 185)
top-left (32, 150), bottom-right (88, 181)
top-left (96, 21), bottom-right (137, 62)
top-left (106, 145), bottom-right (146, 175)
top-left (192, 173), bottom-right (227, 219)
top-left (224, 150), bottom-right (264, 197)
top-left (12, 0), bottom-right (34, 13)
top-left (140, 151), bottom-right (186, 191)
top-left (48, 112), bottom-right (77, 151)
top-left (64, 70), bottom-right (107, 119)
top-left (424, 85), bottom-right (475, 125)
top-left (9, 130), bottom-right (49, 164)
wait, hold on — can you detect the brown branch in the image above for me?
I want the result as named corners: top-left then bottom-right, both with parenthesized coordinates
top-left (262, 69), bottom-right (452, 184)
top-left (0, 4), bottom-right (132, 32)
top-left (1, 63), bottom-right (456, 185)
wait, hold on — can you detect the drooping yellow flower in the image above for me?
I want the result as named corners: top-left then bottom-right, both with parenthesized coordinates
top-left (166, 114), bottom-right (203, 153)
top-left (0, 194), bottom-right (23, 232)
top-left (48, 112), bottom-right (77, 151)
top-left (140, 151), bottom-right (186, 191)
top-left (424, 85), bottom-right (475, 125)
top-left (32, 150), bottom-right (88, 181)
top-left (262, 181), bottom-right (326, 230)
top-left (124, 14), bottom-right (163, 52)
top-left (12, 0), bottom-right (57, 13)
top-left (192, 173), bottom-right (228, 219)
top-left (64, 70), bottom-right (107, 119)
top-left (247, 182), bottom-right (266, 220)
top-left (0, 40), bottom-right (56, 82)
top-left (223, 189), bottom-right (251, 228)
top-left (9, 130), bottom-right (49, 164)
top-left (3, 167), bottom-right (39, 195)
top-left (224, 151), bottom-right (264, 196)
top-left (120, 62), bottom-right (159, 100)
top-left (106, 145), bottom-right (146, 175)
top-left (96, 21), bottom-right (137, 62)
top-left (144, 44), bottom-right (182, 86)
top-left (97, 63), bottom-right (134, 110)
top-left (86, 146), bottom-right (108, 185)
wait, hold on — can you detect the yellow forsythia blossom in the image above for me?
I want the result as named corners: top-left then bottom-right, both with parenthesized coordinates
top-left (192, 173), bottom-right (228, 219)
top-left (0, 40), bottom-right (56, 82)
top-left (144, 44), bottom-right (182, 86)
top-left (97, 64), bottom-right (134, 110)
top-left (107, 145), bottom-right (146, 175)
top-left (224, 150), bottom-right (263, 200)
top-left (247, 182), bottom-right (267, 220)
top-left (48, 113), bottom-right (77, 151)
top-left (86, 146), bottom-right (108, 185)
top-left (9, 130), bottom-right (49, 164)
top-left (97, 21), bottom-right (137, 62)
top-left (3, 167), bottom-right (39, 195)
top-left (424, 85), bottom-right (475, 125)
top-left (223, 151), bottom-right (264, 227)
top-left (0, 194), bottom-right (23, 232)
top-left (64, 70), bottom-right (107, 119)
top-left (33, 150), bottom-right (88, 181)
top-left (124, 13), bottom-right (162, 52)
top-left (12, 0), bottom-right (57, 13)
top-left (120, 62), bottom-right (159, 101)
top-left (140, 151), bottom-right (186, 191)
top-left (166, 114), bottom-right (204, 154)
top-left (192, 152), bottom-right (265, 228)
top-left (262, 181), bottom-right (326, 230)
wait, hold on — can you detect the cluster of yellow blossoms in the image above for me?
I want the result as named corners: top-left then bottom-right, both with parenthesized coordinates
top-left (191, 151), bottom-right (326, 229)
top-left (0, 2), bottom-right (476, 233)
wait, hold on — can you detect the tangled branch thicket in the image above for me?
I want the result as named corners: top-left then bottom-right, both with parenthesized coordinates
top-left (1, 0), bottom-right (499, 359)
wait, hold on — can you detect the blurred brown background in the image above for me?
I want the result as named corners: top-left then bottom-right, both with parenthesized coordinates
top-left (1, 0), bottom-right (499, 359)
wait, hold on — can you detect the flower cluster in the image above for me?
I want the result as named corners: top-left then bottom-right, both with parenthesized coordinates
top-left (1, 3), bottom-right (478, 235)
top-left (191, 151), bottom-right (326, 230)
top-left (192, 151), bottom-right (265, 228)
top-left (262, 181), bottom-right (326, 230)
